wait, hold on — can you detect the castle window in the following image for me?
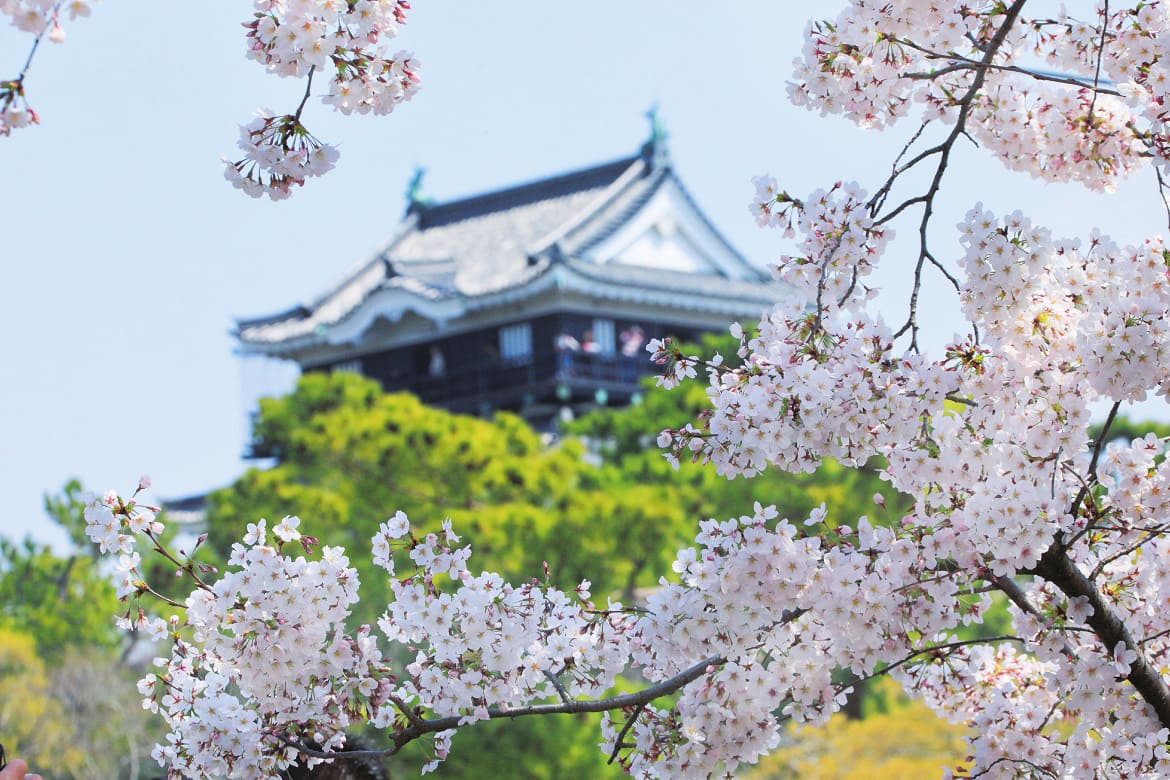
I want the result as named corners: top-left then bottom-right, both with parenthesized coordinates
top-left (499, 322), bottom-right (533, 364)
top-left (592, 318), bottom-right (615, 355)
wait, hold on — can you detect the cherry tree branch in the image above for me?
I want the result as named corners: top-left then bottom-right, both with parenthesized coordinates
top-left (1086, 0), bottom-right (1111, 123)
top-left (882, 0), bottom-right (1028, 349)
top-left (1063, 400), bottom-right (1121, 548)
top-left (1034, 546), bottom-right (1170, 729)
top-left (899, 45), bottom-right (1122, 97)
top-left (293, 66), bottom-right (316, 123)
top-left (1090, 523), bottom-right (1170, 580)
top-left (607, 702), bottom-right (646, 764)
top-left (16, 3), bottom-right (58, 81)
top-left (2, 3), bottom-right (60, 109)
top-left (287, 655), bottom-right (727, 760)
top-left (1156, 167), bottom-right (1170, 232)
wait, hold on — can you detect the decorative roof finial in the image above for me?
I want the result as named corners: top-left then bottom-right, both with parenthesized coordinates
top-left (646, 104), bottom-right (667, 145)
top-left (405, 165), bottom-right (430, 214)
top-left (642, 104), bottom-right (670, 169)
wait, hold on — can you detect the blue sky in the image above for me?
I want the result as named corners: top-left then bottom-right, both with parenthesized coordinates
top-left (2, 2), bottom-right (1166, 549)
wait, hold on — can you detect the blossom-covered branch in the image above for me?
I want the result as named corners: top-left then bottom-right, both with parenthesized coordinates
top-left (1, 0), bottom-right (96, 136)
top-left (225, 0), bottom-right (421, 200)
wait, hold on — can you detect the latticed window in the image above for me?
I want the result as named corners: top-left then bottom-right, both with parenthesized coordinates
top-left (592, 317), bottom-right (615, 355)
top-left (499, 322), bottom-right (533, 364)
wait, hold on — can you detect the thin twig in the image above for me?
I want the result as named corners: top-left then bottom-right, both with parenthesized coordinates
top-left (1155, 167), bottom-right (1170, 232)
top-left (894, 37), bottom-right (1122, 97)
top-left (543, 669), bottom-right (571, 705)
top-left (1090, 523), bottom-right (1170, 580)
top-left (1068, 400), bottom-right (1121, 529)
top-left (293, 66), bottom-right (316, 122)
top-left (607, 703), bottom-right (646, 764)
top-left (1086, 0), bottom-right (1111, 123)
top-left (889, 1), bottom-right (1029, 349)
top-left (17, 3), bottom-right (59, 81)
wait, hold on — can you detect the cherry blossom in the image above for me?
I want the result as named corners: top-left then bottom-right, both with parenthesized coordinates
top-left (1, 0), bottom-right (98, 136)
top-left (227, 0), bottom-right (422, 199)
top-left (78, 2), bottom-right (1170, 778)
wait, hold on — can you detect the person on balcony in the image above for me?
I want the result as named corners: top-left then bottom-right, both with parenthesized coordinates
top-left (619, 324), bottom-right (645, 382)
top-left (555, 332), bottom-right (580, 378)
top-left (428, 345), bottom-right (447, 379)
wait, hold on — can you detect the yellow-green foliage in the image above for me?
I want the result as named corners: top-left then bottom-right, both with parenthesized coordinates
top-left (743, 678), bottom-right (970, 780)
top-left (0, 627), bottom-right (164, 780)
top-left (0, 629), bottom-right (83, 775)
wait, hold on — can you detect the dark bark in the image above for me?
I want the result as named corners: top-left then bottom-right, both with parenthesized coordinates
top-left (1035, 546), bottom-right (1170, 729)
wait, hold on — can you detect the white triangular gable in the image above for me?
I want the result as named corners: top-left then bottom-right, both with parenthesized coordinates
top-left (583, 176), bottom-right (755, 280)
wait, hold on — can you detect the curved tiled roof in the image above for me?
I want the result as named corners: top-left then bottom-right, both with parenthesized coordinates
top-left (236, 140), bottom-right (774, 349)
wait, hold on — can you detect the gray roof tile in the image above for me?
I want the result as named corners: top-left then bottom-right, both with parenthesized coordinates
top-left (237, 144), bottom-right (773, 348)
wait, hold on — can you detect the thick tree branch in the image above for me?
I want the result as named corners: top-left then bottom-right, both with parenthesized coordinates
top-left (289, 654), bottom-right (727, 760)
top-left (1035, 546), bottom-right (1170, 729)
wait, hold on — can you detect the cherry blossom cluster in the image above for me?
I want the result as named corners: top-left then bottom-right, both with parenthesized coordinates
top-left (228, 0), bottom-right (422, 198)
top-left (91, 482), bottom-right (1014, 779)
top-left (773, 181), bottom-right (889, 311)
top-left (789, 1), bottom-right (1170, 192)
top-left (224, 110), bottom-right (340, 200)
top-left (143, 534), bottom-right (386, 778)
top-left (244, 1), bottom-right (420, 116)
top-left (1, 0), bottom-right (96, 136)
top-left (655, 314), bottom-right (959, 478)
top-left (651, 86), bottom-right (1170, 767)
top-left (611, 500), bottom-right (997, 778)
top-left (86, 488), bottom-right (386, 777)
top-left (89, 491), bottom-right (643, 777)
top-left (370, 513), bottom-right (632, 736)
top-left (900, 563), bottom-right (1170, 779)
top-left (0, 80), bottom-right (35, 136)
top-left (2, 0), bottom-right (91, 39)
top-left (957, 205), bottom-right (1170, 404)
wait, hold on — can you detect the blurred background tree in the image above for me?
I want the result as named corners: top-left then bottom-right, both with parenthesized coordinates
top-left (742, 678), bottom-right (970, 779)
top-left (0, 484), bottom-right (164, 779)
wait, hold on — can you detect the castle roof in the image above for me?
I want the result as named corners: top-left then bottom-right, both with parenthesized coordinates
top-left (236, 138), bottom-right (788, 354)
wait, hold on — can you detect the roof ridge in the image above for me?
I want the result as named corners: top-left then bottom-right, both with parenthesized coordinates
top-left (525, 157), bottom-right (648, 259)
top-left (666, 168), bottom-right (764, 280)
top-left (564, 166), bottom-right (672, 258)
top-left (415, 154), bottom-right (640, 228)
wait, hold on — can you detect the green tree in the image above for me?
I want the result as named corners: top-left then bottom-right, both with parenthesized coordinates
top-left (205, 373), bottom-right (701, 619)
top-left (0, 483), bottom-right (168, 778)
top-left (41, 479), bottom-right (94, 557)
top-left (0, 537), bottom-right (121, 661)
top-left (0, 628), bottom-right (84, 777)
top-left (0, 626), bottom-right (161, 780)
top-left (1089, 414), bottom-right (1170, 445)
